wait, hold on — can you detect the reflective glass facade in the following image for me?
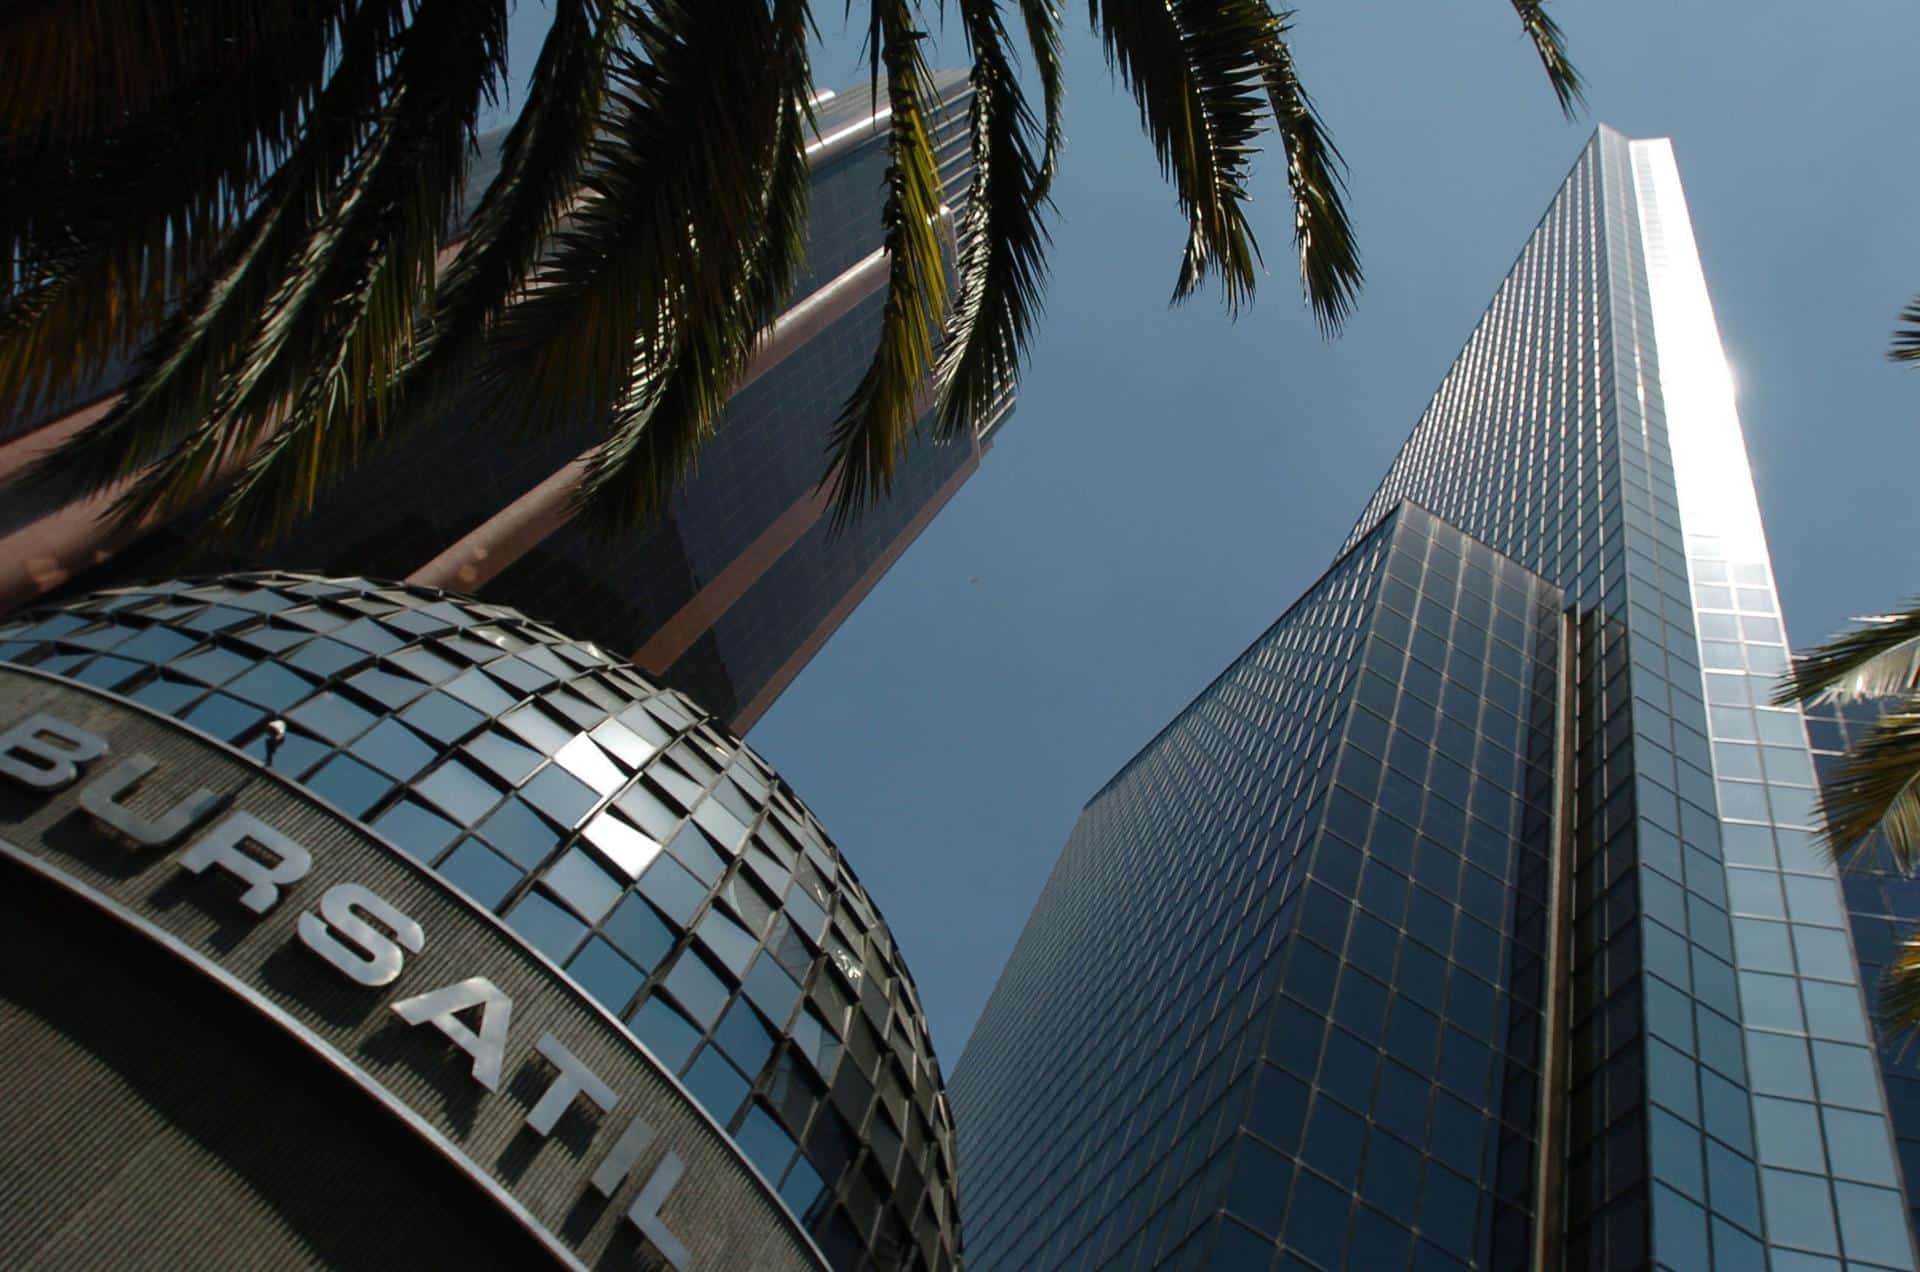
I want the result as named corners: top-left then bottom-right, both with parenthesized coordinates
top-left (955, 504), bottom-right (1563, 1270)
top-left (1807, 700), bottom-right (1920, 1243)
top-left (952, 129), bottom-right (1917, 1270)
top-left (17, 70), bottom-right (1010, 735)
top-left (0, 572), bottom-right (961, 1270)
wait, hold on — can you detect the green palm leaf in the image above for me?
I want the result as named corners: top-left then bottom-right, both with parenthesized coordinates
top-left (1091, 0), bottom-right (1270, 314)
top-left (1893, 296), bottom-right (1920, 364)
top-left (478, 0), bottom-right (803, 445)
top-left (933, 0), bottom-right (1052, 444)
top-left (0, 1), bottom-right (321, 150)
top-left (3, 0), bottom-right (1587, 553)
top-left (1012, 0), bottom-right (1065, 196)
top-left (1879, 931), bottom-right (1920, 1037)
top-left (1810, 700), bottom-right (1920, 869)
top-left (1255, 13), bottom-right (1359, 334)
top-left (0, 2), bottom-right (353, 416)
top-left (572, 0), bottom-right (816, 540)
top-left (825, 0), bottom-right (949, 518)
top-left (1773, 603), bottom-right (1920, 706)
top-left (25, 0), bottom-right (414, 503)
top-left (395, 0), bottom-right (624, 428)
top-left (126, 0), bottom-right (512, 539)
top-left (1506, 0), bottom-right (1585, 116)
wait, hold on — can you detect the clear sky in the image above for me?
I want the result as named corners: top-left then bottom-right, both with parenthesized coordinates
top-left (506, 2), bottom-right (1920, 1067)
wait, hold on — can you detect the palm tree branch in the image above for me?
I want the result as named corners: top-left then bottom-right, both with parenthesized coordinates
top-left (1892, 296), bottom-right (1920, 365)
top-left (1011, 0), bottom-right (1066, 197)
top-left (477, 0), bottom-right (793, 442)
top-left (395, 0), bottom-right (624, 426)
top-left (1505, 0), bottom-right (1584, 117)
top-left (104, 0), bottom-right (509, 534)
top-left (1773, 603), bottom-right (1920, 706)
top-left (1811, 701), bottom-right (1920, 871)
top-left (1879, 932), bottom-right (1920, 1040)
top-left (934, 0), bottom-right (1051, 443)
top-left (824, 0), bottom-right (948, 521)
top-left (572, 0), bottom-right (816, 540)
top-left (23, 0), bottom-right (414, 503)
top-left (179, 0), bottom-right (512, 539)
top-left (1089, 0), bottom-right (1271, 313)
top-left (0, 1), bottom-right (324, 150)
top-left (0, 4), bottom-right (349, 417)
top-left (1256, 13), bottom-right (1360, 335)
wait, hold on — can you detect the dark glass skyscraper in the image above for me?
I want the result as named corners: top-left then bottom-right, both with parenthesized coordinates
top-left (0, 71), bottom-right (1010, 733)
top-left (952, 128), bottom-right (1917, 1271)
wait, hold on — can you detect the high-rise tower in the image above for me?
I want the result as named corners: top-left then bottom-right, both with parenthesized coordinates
top-left (952, 128), bottom-right (1917, 1271)
top-left (0, 71), bottom-right (1009, 733)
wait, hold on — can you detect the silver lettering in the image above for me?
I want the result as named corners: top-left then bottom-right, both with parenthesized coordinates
top-left (79, 754), bottom-right (223, 846)
top-left (298, 883), bottom-right (425, 987)
top-left (392, 978), bottom-right (512, 1091)
top-left (0, 712), bottom-right (107, 789)
top-left (526, 1033), bottom-right (619, 1135)
top-left (177, 811), bottom-right (312, 912)
top-left (591, 1116), bottom-right (655, 1196)
top-left (627, 1152), bottom-right (690, 1271)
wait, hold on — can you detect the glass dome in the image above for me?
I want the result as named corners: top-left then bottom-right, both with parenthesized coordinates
top-left (0, 572), bottom-right (958, 1270)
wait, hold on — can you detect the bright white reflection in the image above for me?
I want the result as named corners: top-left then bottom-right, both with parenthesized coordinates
top-left (1629, 140), bottom-right (1771, 573)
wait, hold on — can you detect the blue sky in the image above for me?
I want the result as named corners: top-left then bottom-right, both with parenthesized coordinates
top-left (509, 2), bottom-right (1920, 1065)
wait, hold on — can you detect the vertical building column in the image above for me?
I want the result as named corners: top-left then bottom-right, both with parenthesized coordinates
top-left (1632, 137), bottom-right (1919, 1271)
top-left (1532, 608), bottom-right (1580, 1272)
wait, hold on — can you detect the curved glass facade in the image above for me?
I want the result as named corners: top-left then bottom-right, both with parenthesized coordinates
top-left (0, 572), bottom-right (959, 1271)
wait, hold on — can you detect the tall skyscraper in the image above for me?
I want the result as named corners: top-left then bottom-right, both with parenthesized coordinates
top-left (0, 71), bottom-right (1010, 733)
top-left (952, 128), bottom-right (1918, 1271)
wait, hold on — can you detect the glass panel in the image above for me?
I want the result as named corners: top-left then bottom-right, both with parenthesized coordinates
top-left (544, 847), bottom-right (622, 923)
top-left (1759, 1169), bottom-right (1838, 1254)
top-left (1819, 1108), bottom-right (1897, 1186)
top-left (629, 996), bottom-right (701, 1072)
top-left (566, 937), bottom-right (645, 1013)
top-left (370, 798), bottom-right (461, 864)
top-left (1753, 1097), bottom-right (1825, 1173)
top-left (476, 797), bottom-right (557, 871)
top-left (662, 950), bottom-right (730, 1027)
top-left (439, 838), bottom-right (522, 910)
top-left (506, 889), bottom-right (588, 962)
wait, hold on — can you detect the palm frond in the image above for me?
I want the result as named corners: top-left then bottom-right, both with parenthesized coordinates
top-left (1811, 701), bottom-right (1920, 871)
top-left (24, 0), bottom-right (414, 505)
top-left (478, 0), bottom-right (799, 442)
top-left (395, 0), bottom-right (623, 427)
top-left (573, 0), bottom-right (816, 540)
top-left (1879, 933), bottom-right (1920, 1039)
top-left (0, 3), bottom-right (350, 417)
top-left (1090, 0), bottom-right (1272, 313)
top-left (184, 0), bottom-right (513, 541)
top-left (1505, 0), bottom-right (1584, 117)
top-left (1012, 0), bottom-right (1065, 197)
top-left (1773, 603), bottom-right (1920, 706)
top-left (1892, 296), bottom-right (1920, 365)
top-left (933, 0), bottom-right (1051, 444)
top-left (825, 0), bottom-right (948, 519)
top-left (0, 1), bottom-right (319, 150)
top-left (1256, 13), bottom-right (1359, 334)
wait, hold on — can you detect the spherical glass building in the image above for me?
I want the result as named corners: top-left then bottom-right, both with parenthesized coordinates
top-left (0, 572), bottom-right (958, 1271)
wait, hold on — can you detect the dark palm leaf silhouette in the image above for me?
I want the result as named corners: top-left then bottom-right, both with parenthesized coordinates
top-left (3, 0), bottom-right (1582, 543)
